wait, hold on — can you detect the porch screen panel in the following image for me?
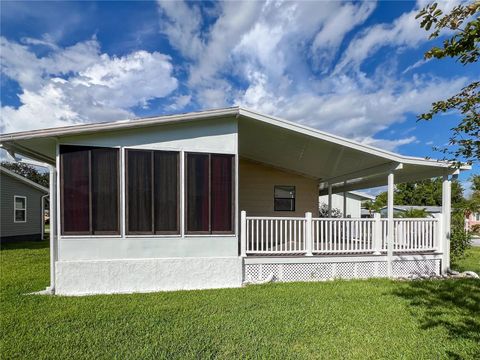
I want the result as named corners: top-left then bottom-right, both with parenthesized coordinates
top-left (211, 154), bottom-right (233, 232)
top-left (61, 146), bottom-right (90, 233)
top-left (127, 150), bottom-right (153, 233)
top-left (154, 151), bottom-right (179, 233)
top-left (92, 148), bottom-right (119, 233)
top-left (186, 153), bottom-right (210, 232)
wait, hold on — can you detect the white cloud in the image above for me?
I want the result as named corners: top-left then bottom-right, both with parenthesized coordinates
top-left (334, 0), bottom-right (463, 74)
top-left (1, 37), bottom-right (178, 133)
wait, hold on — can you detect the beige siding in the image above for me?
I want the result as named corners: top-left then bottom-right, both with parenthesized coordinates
top-left (239, 159), bottom-right (318, 217)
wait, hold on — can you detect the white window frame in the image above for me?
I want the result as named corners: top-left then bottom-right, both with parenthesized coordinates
top-left (14, 195), bottom-right (27, 223)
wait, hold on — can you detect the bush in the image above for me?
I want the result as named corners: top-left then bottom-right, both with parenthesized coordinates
top-left (450, 226), bottom-right (472, 263)
top-left (471, 224), bottom-right (480, 235)
top-left (318, 203), bottom-right (342, 218)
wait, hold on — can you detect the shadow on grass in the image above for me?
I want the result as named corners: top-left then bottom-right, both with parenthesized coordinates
top-left (0, 240), bottom-right (49, 251)
top-left (393, 279), bottom-right (480, 357)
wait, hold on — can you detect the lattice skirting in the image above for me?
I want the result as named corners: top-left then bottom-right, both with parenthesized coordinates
top-left (244, 259), bottom-right (440, 283)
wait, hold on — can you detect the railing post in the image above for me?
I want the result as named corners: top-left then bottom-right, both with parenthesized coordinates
top-left (373, 213), bottom-right (382, 255)
top-left (305, 212), bottom-right (313, 256)
top-left (240, 210), bottom-right (247, 257)
top-left (433, 213), bottom-right (443, 254)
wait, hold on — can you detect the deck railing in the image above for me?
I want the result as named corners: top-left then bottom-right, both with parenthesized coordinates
top-left (241, 211), bottom-right (441, 256)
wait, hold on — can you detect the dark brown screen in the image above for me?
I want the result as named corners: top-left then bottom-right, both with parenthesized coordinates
top-left (186, 153), bottom-right (210, 232)
top-left (154, 151), bottom-right (179, 233)
top-left (211, 154), bottom-right (233, 232)
top-left (127, 150), bottom-right (153, 233)
top-left (61, 146), bottom-right (90, 233)
top-left (91, 148), bottom-right (119, 233)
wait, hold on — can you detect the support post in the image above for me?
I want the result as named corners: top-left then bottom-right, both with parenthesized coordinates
top-left (240, 210), bottom-right (247, 257)
top-left (373, 213), bottom-right (382, 255)
top-left (433, 213), bottom-right (443, 254)
top-left (387, 171), bottom-right (394, 277)
top-left (442, 175), bottom-right (452, 273)
top-left (328, 184), bottom-right (332, 218)
top-left (305, 212), bottom-right (313, 256)
top-left (343, 187), bottom-right (347, 217)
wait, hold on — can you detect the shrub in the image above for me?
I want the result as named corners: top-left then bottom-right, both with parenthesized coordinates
top-left (318, 203), bottom-right (342, 218)
top-left (450, 226), bottom-right (472, 263)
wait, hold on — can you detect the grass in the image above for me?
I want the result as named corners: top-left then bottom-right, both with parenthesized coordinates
top-left (1, 242), bottom-right (479, 359)
top-left (454, 246), bottom-right (480, 273)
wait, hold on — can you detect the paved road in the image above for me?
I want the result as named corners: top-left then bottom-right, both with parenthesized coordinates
top-left (472, 237), bottom-right (480, 247)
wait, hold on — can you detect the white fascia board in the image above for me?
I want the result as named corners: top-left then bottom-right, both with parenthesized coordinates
top-left (0, 107), bottom-right (240, 142)
top-left (0, 166), bottom-right (49, 193)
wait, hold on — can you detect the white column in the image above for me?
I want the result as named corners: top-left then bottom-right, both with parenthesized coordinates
top-left (387, 171), bottom-right (394, 277)
top-left (442, 175), bottom-right (452, 273)
top-left (305, 212), bottom-right (313, 256)
top-left (48, 165), bottom-right (56, 292)
top-left (328, 184), bottom-right (332, 218)
top-left (240, 210), bottom-right (247, 257)
top-left (373, 213), bottom-right (382, 255)
top-left (343, 189), bottom-right (347, 217)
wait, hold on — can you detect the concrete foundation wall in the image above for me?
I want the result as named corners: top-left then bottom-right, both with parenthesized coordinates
top-left (55, 256), bottom-right (243, 295)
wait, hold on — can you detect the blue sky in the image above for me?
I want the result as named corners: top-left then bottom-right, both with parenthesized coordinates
top-left (0, 0), bottom-right (478, 192)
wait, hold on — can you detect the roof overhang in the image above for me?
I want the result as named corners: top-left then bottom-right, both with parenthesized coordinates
top-left (0, 106), bottom-right (470, 190)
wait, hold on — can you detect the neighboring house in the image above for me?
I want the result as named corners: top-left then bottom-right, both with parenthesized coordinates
top-left (0, 107), bottom-right (470, 295)
top-left (380, 205), bottom-right (442, 218)
top-left (319, 191), bottom-right (375, 218)
top-left (465, 212), bottom-right (480, 231)
top-left (0, 166), bottom-right (48, 242)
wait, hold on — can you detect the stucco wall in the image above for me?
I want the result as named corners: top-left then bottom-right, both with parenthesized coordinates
top-left (0, 173), bottom-right (45, 239)
top-left (55, 257), bottom-right (243, 295)
top-left (239, 159), bottom-right (318, 217)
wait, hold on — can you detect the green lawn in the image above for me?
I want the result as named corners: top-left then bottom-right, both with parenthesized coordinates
top-left (1, 242), bottom-right (479, 359)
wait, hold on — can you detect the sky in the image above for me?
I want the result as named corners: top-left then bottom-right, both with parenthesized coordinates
top-left (0, 0), bottom-right (478, 194)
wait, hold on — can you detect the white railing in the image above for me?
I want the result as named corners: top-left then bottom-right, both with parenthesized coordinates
top-left (240, 211), bottom-right (440, 256)
top-left (313, 218), bottom-right (375, 254)
top-left (243, 216), bottom-right (307, 254)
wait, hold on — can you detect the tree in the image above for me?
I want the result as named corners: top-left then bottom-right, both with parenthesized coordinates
top-left (374, 177), bottom-right (464, 208)
top-left (416, 1), bottom-right (480, 166)
top-left (397, 208), bottom-right (429, 218)
top-left (0, 161), bottom-right (49, 188)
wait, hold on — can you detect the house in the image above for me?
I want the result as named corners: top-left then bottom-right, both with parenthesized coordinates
top-left (379, 205), bottom-right (442, 218)
top-left (0, 166), bottom-right (49, 242)
top-left (0, 107), bottom-right (470, 295)
top-left (319, 191), bottom-right (375, 218)
top-left (465, 212), bottom-right (480, 232)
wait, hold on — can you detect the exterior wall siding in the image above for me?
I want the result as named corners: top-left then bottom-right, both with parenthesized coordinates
top-left (0, 173), bottom-right (45, 239)
top-left (239, 158), bottom-right (318, 217)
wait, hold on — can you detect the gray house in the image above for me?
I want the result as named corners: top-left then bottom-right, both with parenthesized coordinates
top-left (0, 165), bottom-right (49, 242)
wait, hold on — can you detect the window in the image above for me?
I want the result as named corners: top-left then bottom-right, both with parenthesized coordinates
top-left (126, 149), bottom-right (179, 234)
top-left (476, 213), bottom-right (480, 221)
top-left (14, 196), bottom-right (26, 222)
top-left (60, 145), bottom-right (119, 235)
top-left (274, 185), bottom-right (295, 211)
top-left (186, 153), bottom-right (234, 234)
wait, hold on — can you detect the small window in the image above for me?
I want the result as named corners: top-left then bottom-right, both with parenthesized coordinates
top-left (274, 186), bottom-right (295, 211)
top-left (14, 196), bottom-right (26, 222)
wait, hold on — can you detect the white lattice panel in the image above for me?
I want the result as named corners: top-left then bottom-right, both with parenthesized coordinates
top-left (392, 259), bottom-right (440, 277)
top-left (244, 259), bottom-right (440, 283)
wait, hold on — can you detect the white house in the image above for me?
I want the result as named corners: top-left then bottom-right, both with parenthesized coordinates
top-left (0, 107), bottom-right (470, 295)
top-left (319, 191), bottom-right (375, 218)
